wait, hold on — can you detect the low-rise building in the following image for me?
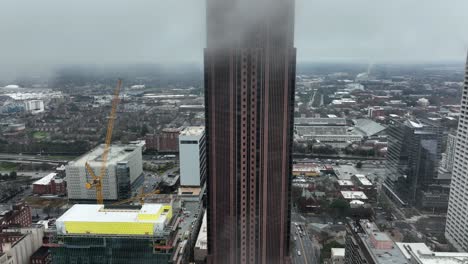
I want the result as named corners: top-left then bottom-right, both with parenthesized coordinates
top-left (336, 180), bottom-right (355, 190)
top-left (396, 242), bottom-right (468, 264)
top-left (331, 248), bottom-right (345, 264)
top-left (351, 174), bottom-right (376, 201)
top-left (293, 164), bottom-right (321, 177)
top-left (32, 173), bottom-right (66, 196)
top-left (340, 191), bottom-right (368, 201)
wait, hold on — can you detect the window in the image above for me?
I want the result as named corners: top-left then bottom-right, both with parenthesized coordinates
top-left (180, 140), bottom-right (197, 144)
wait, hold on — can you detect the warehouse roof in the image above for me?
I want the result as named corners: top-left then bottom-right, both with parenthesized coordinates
top-left (353, 119), bottom-right (386, 137)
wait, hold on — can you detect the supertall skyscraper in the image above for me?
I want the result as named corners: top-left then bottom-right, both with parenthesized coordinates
top-left (446, 55), bottom-right (468, 251)
top-left (204, 0), bottom-right (296, 263)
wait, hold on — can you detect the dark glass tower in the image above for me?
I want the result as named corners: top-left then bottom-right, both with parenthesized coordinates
top-left (204, 0), bottom-right (296, 263)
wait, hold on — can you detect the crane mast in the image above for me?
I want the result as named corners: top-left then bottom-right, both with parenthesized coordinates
top-left (85, 80), bottom-right (122, 204)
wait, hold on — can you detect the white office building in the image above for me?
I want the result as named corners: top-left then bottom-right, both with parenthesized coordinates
top-left (23, 100), bottom-right (44, 114)
top-left (446, 55), bottom-right (468, 251)
top-left (179, 126), bottom-right (206, 186)
top-left (66, 144), bottom-right (143, 201)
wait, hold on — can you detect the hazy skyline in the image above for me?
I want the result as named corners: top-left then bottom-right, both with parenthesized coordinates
top-left (2, 0), bottom-right (468, 77)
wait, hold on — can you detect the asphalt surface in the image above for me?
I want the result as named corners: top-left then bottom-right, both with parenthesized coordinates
top-left (291, 210), bottom-right (320, 264)
top-left (0, 153), bottom-right (67, 164)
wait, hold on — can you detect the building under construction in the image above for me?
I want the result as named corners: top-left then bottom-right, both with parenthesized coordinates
top-left (50, 203), bottom-right (180, 263)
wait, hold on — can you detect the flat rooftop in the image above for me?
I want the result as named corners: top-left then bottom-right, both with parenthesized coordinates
top-left (341, 191), bottom-right (368, 200)
top-left (293, 164), bottom-right (320, 172)
top-left (396, 243), bottom-right (468, 264)
top-left (69, 144), bottom-right (140, 167)
top-left (337, 180), bottom-right (354, 186)
top-left (331, 248), bottom-right (345, 257)
top-left (295, 117), bottom-right (347, 126)
top-left (56, 204), bottom-right (172, 236)
top-left (180, 126), bottom-right (205, 136)
top-left (354, 220), bottom-right (409, 264)
top-left (354, 174), bottom-right (373, 186)
top-left (57, 204), bottom-right (169, 223)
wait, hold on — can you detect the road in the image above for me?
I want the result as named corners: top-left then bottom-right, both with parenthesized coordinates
top-left (0, 153), bottom-right (68, 164)
top-left (291, 209), bottom-right (320, 264)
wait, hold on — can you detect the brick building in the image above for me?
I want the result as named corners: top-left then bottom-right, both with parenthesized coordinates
top-left (145, 128), bottom-right (180, 152)
top-left (0, 203), bottom-right (32, 228)
top-left (32, 173), bottom-right (66, 196)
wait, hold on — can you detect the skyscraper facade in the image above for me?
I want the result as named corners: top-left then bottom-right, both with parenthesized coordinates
top-left (204, 0), bottom-right (296, 263)
top-left (384, 118), bottom-right (443, 207)
top-left (446, 56), bottom-right (468, 251)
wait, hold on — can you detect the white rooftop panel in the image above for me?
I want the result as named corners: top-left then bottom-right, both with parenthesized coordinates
top-left (33, 173), bottom-right (57, 185)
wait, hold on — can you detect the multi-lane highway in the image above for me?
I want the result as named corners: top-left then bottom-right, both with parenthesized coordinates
top-left (0, 153), bottom-right (69, 164)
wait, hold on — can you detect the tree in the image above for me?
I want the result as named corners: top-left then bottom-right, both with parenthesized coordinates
top-left (329, 198), bottom-right (350, 218)
top-left (356, 161), bottom-right (363, 168)
top-left (9, 171), bottom-right (17, 179)
top-left (140, 124), bottom-right (149, 137)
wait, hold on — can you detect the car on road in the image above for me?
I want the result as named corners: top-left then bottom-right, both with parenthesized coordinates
top-left (297, 251), bottom-right (301, 256)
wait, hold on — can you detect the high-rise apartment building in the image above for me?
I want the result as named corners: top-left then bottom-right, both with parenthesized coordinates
top-left (204, 0), bottom-right (296, 263)
top-left (179, 126), bottom-right (206, 186)
top-left (446, 55), bottom-right (468, 251)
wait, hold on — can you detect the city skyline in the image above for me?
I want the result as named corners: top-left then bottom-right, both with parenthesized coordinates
top-left (1, 0), bottom-right (468, 263)
top-left (2, 0), bottom-right (468, 80)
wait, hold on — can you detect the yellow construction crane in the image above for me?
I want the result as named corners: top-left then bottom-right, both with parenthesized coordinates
top-left (85, 80), bottom-right (122, 204)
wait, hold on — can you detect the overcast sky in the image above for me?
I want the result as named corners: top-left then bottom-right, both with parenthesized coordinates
top-left (1, 0), bottom-right (468, 76)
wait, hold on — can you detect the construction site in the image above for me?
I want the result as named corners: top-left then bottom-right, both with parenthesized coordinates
top-left (51, 203), bottom-right (179, 263)
top-left (47, 80), bottom-right (205, 263)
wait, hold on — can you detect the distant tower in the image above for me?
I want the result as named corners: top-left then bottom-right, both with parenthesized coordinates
top-left (446, 54), bottom-right (468, 251)
top-left (204, 0), bottom-right (296, 263)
